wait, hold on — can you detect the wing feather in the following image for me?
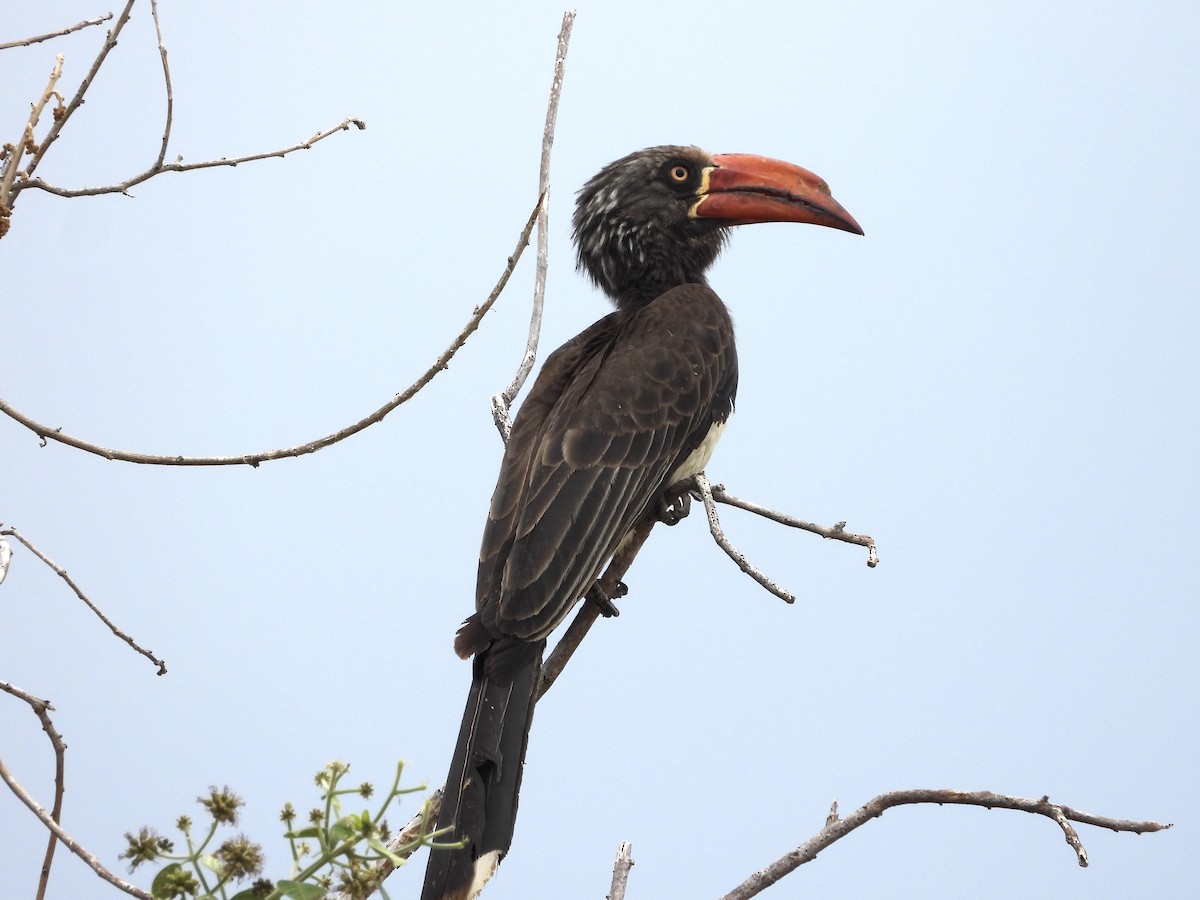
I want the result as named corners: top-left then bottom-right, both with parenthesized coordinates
top-left (467, 284), bottom-right (738, 655)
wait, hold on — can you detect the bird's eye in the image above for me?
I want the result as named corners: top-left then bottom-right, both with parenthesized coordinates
top-left (668, 164), bottom-right (690, 183)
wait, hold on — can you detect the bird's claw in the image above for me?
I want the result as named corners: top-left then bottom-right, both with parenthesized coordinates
top-left (657, 489), bottom-right (692, 526)
top-left (586, 581), bottom-right (626, 617)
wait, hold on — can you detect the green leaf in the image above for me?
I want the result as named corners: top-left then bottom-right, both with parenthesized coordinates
top-left (284, 826), bottom-right (322, 839)
top-left (229, 890), bottom-right (265, 900)
top-left (150, 863), bottom-right (183, 899)
top-left (276, 879), bottom-right (329, 900)
top-left (199, 853), bottom-right (222, 874)
top-left (366, 836), bottom-right (406, 866)
top-left (328, 815), bottom-right (358, 843)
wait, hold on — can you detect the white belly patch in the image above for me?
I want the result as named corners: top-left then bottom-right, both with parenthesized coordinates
top-left (669, 420), bottom-right (726, 484)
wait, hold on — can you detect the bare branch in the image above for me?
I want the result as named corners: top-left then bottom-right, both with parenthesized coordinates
top-left (721, 789), bottom-right (1173, 900)
top-left (17, 116), bottom-right (367, 199)
top-left (0, 13), bottom-right (113, 51)
top-left (491, 10), bottom-right (576, 441)
top-left (18, 1), bottom-right (137, 187)
top-left (149, 0), bottom-right (172, 170)
top-left (0, 683), bottom-right (67, 900)
top-left (0, 196), bottom-right (541, 466)
top-left (0, 54), bottom-right (66, 232)
top-left (1, 0), bottom-right (360, 220)
top-left (0, 756), bottom-right (152, 900)
top-left (0, 682), bottom-right (153, 900)
top-left (694, 472), bottom-right (796, 603)
top-left (607, 841), bottom-right (634, 900)
top-left (710, 483), bottom-right (878, 567)
top-left (0, 526), bottom-right (166, 674)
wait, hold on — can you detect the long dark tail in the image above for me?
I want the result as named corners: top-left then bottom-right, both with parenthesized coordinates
top-left (420, 650), bottom-right (542, 900)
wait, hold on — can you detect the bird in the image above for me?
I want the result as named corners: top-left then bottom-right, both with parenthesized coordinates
top-left (420, 145), bottom-right (862, 900)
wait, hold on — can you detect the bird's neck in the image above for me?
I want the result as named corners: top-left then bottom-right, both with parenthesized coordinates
top-left (577, 221), bottom-right (727, 312)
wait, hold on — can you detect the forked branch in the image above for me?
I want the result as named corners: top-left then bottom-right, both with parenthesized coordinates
top-left (720, 789), bottom-right (1172, 900)
top-left (0, 682), bottom-right (153, 900)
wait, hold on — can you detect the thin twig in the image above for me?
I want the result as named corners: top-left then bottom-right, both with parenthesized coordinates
top-left (336, 24), bottom-right (578, 898)
top-left (720, 789), bottom-right (1172, 900)
top-left (0, 196), bottom-right (541, 466)
top-left (0, 751), bottom-right (152, 900)
top-left (0, 526), bottom-right (167, 674)
top-left (0, 683), bottom-right (68, 900)
top-left (607, 841), bottom-right (634, 900)
top-left (0, 54), bottom-right (65, 228)
top-left (17, 116), bottom-right (367, 199)
top-left (0, 13), bottom-right (114, 51)
top-left (18, 0), bottom-right (137, 187)
top-left (694, 473), bottom-right (796, 603)
top-left (710, 483), bottom-right (878, 567)
top-left (491, 10), bottom-right (576, 441)
top-left (149, 0), bottom-right (172, 169)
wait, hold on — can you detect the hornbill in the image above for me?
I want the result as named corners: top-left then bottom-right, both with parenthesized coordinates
top-left (421, 145), bottom-right (861, 900)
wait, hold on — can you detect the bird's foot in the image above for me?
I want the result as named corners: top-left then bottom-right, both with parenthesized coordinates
top-left (586, 580), bottom-right (627, 617)
top-left (657, 488), bottom-right (692, 526)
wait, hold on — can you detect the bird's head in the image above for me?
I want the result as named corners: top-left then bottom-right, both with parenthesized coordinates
top-left (573, 145), bottom-right (862, 310)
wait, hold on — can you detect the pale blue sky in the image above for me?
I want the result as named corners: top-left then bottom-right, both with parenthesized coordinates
top-left (2, 2), bottom-right (1196, 898)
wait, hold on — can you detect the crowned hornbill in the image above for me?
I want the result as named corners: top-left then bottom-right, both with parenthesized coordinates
top-left (421, 145), bottom-right (861, 900)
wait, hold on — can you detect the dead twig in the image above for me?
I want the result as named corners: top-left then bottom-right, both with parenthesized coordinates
top-left (0, 682), bottom-right (152, 900)
top-left (0, 54), bottom-right (66, 232)
top-left (149, 0), bottom-right (172, 170)
top-left (0, 196), bottom-right (542, 466)
top-left (0, 526), bottom-right (167, 674)
top-left (0, 13), bottom-right (114, 51)
top-left (720, 788), bottom-right (1172, 900)
top-left (694, 472), bottom-right (796, 603)
top-left (710, 483), bottom-right (878, 567)
top-left (16, 116), bottom-right (367, 200)
top-left (607, 841), bottom-right (635, 900)
top-left (15, 0), bottom-right (137, 190)
top-left (2, 0), bottom-right (362, 221)
top-left (341, 19), bottom-right (577, 897)
top-left (0, 683), bottom-right (68, 900)
top-left (491, 10), bottom-right (576, 441)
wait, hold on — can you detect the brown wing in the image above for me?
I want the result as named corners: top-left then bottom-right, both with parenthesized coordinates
top-left (458, 284), bottom-right (737, 676)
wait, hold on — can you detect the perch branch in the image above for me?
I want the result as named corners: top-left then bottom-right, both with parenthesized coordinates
top-left (710, 483), bottom-right (878, 567)
top-left (491, 10), bottom-right (576, 441)
top-left (694, 472), bottom-right (796, 603)
top-left (539, 513), bottom-right (656, 698)
top-left (395, 468), bottom-right (879, 894)
top-left (0, 683), bottom-right (68, 900)
top-left (0, 13), bottom-right (114, 51)
top-left (349, 513), bottom-right (652, 900)
top-left (0, 526), bottom-right (166, 674)
top-left (0, 197), bottom-right (541, 465)
top-left (721, 788), bottom-right (1172, 900)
